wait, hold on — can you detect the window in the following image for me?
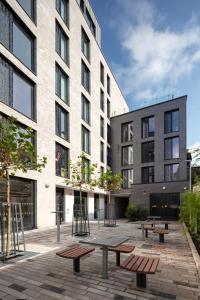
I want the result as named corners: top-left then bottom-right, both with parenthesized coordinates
top-left (82, 158), bottom-right (90, 181)
top-left (107, 75), bottom-right (110, 95)
top-left (81, 61), bottom-right (90, 92)
top-left (82, 28), bottom-right (90, 61)
top-left (107, 99), bottom-right (110, 119)
top-left (85, 8), bottom-right (96, 37)
top-left (56, 104), bottom-right (69, 140)
top-left (165, 164), bottom-right (179, 182)
top-left (142, 116), bottom-right (155, 138)
top-left (56, 22), bottom-right (69, 65)
top-left (122, 169), bottom-right (133, 188)
top-left (17, 0), bottom-right (35, 21)
top-left (122, 146), bottom-right (133, 166)
top-left (121, 122), bottom-right (133, 142)
top-left (142, 167), bottom-right (154, 184)
top-left (165, 137), bottom-right (179, 159)
top-left (56, 143), bottom-right (69, 177)
top-left (55, 65), bottom-right (69, 104)
top-left (100, 62), bottom-right (104, 85)
top-left (165, 110), bottom-right (179, 133)
top-left (80, 0), bottom-right (84, 12)
top-left (100, 142), bottom-right (104, 163)
top-left (82, 126), bottom-right (90, 154)
top-left (100, 89), bottom-right (104, 111)
top-left (81, 94), bottom-right (90, 124)
top-left (107, 124), bottom-right (111, 144)
top-left (142, 141), bottom-right (154, 163)
top-left (100, 117), bottom-right (104, 138)
top-left (100, 166), bottom-right (104, 176)
top-left (107, 147), bottom-right (111, 167)
top-left (56, 0), bottom-right (69, 27)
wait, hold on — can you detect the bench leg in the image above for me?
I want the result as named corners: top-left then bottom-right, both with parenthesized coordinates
top-left (116, 252), bottom-right (120, 266)
top-left (165, 223), bottom-right (168, 230)
top-left (136, 273), bottom-right (146, 288)
top-left (73, 258), bottom-right (80, 272)
top-left (145, 229), bottom-right (148, 238)
top-left (159, 233), bottom-right (164, 243)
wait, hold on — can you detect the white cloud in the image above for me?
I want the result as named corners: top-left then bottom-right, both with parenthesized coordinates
top-left (111, 0), bottom-right (200, 102)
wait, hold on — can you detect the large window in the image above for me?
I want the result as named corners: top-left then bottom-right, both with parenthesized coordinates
top-left (56, 0), bottom-right (69, 27)
top-left (121, 122), bottom-right (133, 143)
top-left (17, 0), bottom-right (35, 21)
top-left (100, 116), bottom-right (104, 138)
top-left (165, 164), bottom-right (179, 182)
top-left (81, 61), bottom-right (90, 93)
top-left (56, 22), bottom-right (69, 65)
top-left (81, 94), bottom-right (90, 124)
top-left (56, 143), bottom-right (69, 177)
top-left (107, 147), bottom-right (111, 167)
top-left (142, 141), bottom-right (154, 163)
top-left (142, 166), bottom-right (154, 184)
top-left (82, 158), bottom-right (90, 182)
top-left (122, 169), bottom-right (133, 189)
top-left (100, 62), bottom-right (104, 85)
top-left (55, 64), bottom-right (69, 104)
top-left (100, 141), bottom-right (104, 163)
top-left (82, 28), bottom-right (90, 62)
top-left (107, 99), bottom-right (110, 119)
top-left (85, 8), bottom-right (96, 37)
top-left (0, 2), bottom-right (35, 71)
top-left (142, 116), bottom-right (155, 138)
top-left (165, 137), bottom-right (179, 160)
top-left (107, 75), bottom-right (110, 95)
top-left (55, 104), bottom-right (69, 140)
top-left (0, 58), bottom-right (35, 120)
top-left (165, 110), bottom-right (179, 133)
top-left (107, 124), bottom-right (111, 144)
top-left (82, 126), bottom-right (90, 154)
top-left (100, 89), bottom-right (104, 111)
top-left (122, 146), bottom-right (133, 166)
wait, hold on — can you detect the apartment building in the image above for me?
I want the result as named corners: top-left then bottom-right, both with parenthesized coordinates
top-left (111, 96), bottom-right (189, 219)
top-left (0, 0), bottom-right (128, 229)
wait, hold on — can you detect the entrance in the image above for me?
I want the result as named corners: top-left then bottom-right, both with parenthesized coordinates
top-left (115, 197), bottom-right (129, 218)
top-left (150, 193), bottom-right (180, 220)
top-left (56, 188), bottom-right (65, 224)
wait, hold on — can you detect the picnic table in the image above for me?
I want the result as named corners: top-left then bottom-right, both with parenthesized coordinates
top-left (132, 221), bottom-right (153, 240)
top-left (147, 216), bottom-right (161, 227)
top-left (79, 235), bottom-right (129, 279)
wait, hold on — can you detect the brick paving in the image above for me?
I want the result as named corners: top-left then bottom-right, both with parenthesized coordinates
top-left (0, 221), bottom-right (199, 300)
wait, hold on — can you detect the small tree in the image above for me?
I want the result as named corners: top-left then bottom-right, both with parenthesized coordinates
top-left (0, 116), bottom-right (47, 257)
top-left (66, 152), bottom-right (98, 235)
top-left (98, 169), bottom-right (122, 226)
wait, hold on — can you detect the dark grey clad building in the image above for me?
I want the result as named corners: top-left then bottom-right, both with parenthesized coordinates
top-left (111, 96), bottom-right (189, 219)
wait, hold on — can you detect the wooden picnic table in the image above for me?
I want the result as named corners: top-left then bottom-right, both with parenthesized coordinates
top-left (132, 221), bottom-right (153, 240)
top-left (79, 235), bottom-right (129, 279)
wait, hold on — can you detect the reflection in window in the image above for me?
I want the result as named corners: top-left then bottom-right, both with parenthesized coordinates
top-left (142, 116), bottom-right (155, 138)
top-left (81, 61), bottom-right (90, 92)
top-left (142, 141), bottom-right (154, 163)
top-left (122, 169), bottom-right (133, 188)
top-left (56, 23), bottom-right (69, 65)
top-left (165, 164), bottom-right (179, 181)
top-left (17, 0), bottom-right (35, 20)
top-left (56, 143), bottom-right (69, 177)
top-left (82, 126), bottom-right (90, 154)
top-left (56, 65), bottom-right (69, 104)
top-left (142, 166), bottom-right (154, 184)
top-left (165, 110), bottom-right (179, 133)
top-left (56, 0), bottom-right (69, 27)
top-left (85, 8), bottom-right (96, 37)
top-left (165, 137), bottom-right (179, 159)
top-left (100, 141), bottom-right (104, 163)
top-left (56, 104), bottom-right (69, 140)
top-left (121, 122), bottom-right (133, 142)
top-left (82, 28), bottom-right (90, 61)
top-left (122, 146), bottom-right (133, 166)
top-left (81, 94), bottom-right (90, 124)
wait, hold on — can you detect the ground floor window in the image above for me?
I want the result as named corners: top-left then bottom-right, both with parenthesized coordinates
top-left (0, 177), bottom-right (35, 230)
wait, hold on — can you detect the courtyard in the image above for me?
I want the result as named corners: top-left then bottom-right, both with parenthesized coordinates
top-left (0, 221), bottom-right (199, 300)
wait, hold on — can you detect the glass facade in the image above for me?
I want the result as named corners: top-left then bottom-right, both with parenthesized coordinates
top-left (81, 61), bottom-right (90, 93)
top-left (165, 164), bottom-right (179, 181)
top-left (56, 22), bottom-right (69, 65)
top-left (122, 146), bottom-right (133, 166)
top-left (142, 116), bottom-right (155, 138)
top-left (142, 141), bottom-right (154, 163)
top-left (56, 143), bottom-right (69, 177)
top-left (122, 169), bottom-right (133, 188)
top-left (121, 122), bottom-right (133, 142)
top-left (81, 94), bottom-right (90, 124)
top-left (165, 110), bottom-right (179, 133)
top-left (142, 166), bottom-right (154, 184)
top-left (56, 65), bottom-right (69, 104)
top-left (82, 28), bottom-right (90, 61)
top-left (55, 104), bottom-right (69, 140)
top-left (56, 0), bottom-right (69, 27)
top-left (82, 125), bottom-right (90, 154)
top-left (165, 137), bottom-right (179, 159)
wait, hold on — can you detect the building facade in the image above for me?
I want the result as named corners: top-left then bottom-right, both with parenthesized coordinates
top-left (0, 0), bottom-right (128, 229)
top-left (111, 96), bottom-right (189, 219)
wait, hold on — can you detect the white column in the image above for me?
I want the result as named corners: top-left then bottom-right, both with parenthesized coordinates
top-left (88, 192), bottom-right (94, 220)
top-left (64, 189), bottom-right (74, 223)
top-left (99, 194), bottom-right (105, 220)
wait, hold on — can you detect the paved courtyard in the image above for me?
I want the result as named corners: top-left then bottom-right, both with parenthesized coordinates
top-left (0, 221), bottom-right (199, 300)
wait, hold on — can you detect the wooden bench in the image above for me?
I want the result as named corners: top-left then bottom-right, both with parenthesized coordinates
top-left (107, 244), bottom-right (135, 266)
top-left (153, 228), bottom-right (169, 243)
top-left (121, 254), bottom-right (160, 288)
top-left (56, 244), bottom-right (95, 272)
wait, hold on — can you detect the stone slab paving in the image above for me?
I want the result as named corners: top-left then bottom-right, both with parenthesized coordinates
top-left (0, 221), bottom-right (199, 300)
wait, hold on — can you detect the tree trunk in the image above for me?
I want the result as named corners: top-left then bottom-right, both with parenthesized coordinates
top-left (6, 168), bottom-right (11, 257)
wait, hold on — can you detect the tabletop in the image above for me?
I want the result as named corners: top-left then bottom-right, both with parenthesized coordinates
top-left (147, 216), bottom-right (161, 219)
top-left (79, 236), bottom-right (129, 247)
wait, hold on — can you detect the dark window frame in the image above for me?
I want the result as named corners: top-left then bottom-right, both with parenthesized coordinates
top-left (164, 163), bottom-right (179, 182)
top-left (142, 116), bottom-right (155, 138)
top-left (81, 125), bottom-right (90, 154)
top-left (100, 116), bottom-right (104, 138)
top-left (55, 64), bottom-right (69, 104)
top-left (164, 136), bottom-right (180, 160)
top-left (55, 103), bottom-right (69, 141)
top-left (81, 93), bottom-right (90, 125)
top-left (121, 145), bottom-right (134, 166)
top-left (81, 27), bottom-right (90, 62)
top-left (56, 0), bottom-right (69, 28)
top-left (81, 60), bottom-right (90, 93)
top-left (100, 88), bottom-right (104, 111)
top-left (56, 21), bottom-right (69, 66)
top-left (55, 142), bottom-right (69, 178)
top-left (100, 62), bottom-right (104, 85)
top-left (121, 122), bottom-right (133, 143)
top-left (17, 0), bottom-right (36, 22)
top-left (141, 141), bottom-right (155, 163)
top-left (100, 141), bottom-right (104, 163)
top-left (107, 74), bottom-right (110, 95)
top-left (107, 99), bottom-right (110, 119)
top-left (164, 109), bottom-right (179, 134)
top-left (142, 166), bottom-right (154, 184)
top-left (122, 169), bottom-right (133, 189)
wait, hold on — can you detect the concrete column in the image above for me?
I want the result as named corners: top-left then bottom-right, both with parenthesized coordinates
top-left (88, 192), bottom-right (94, 220)
top-left (65, 189), bottom-right (74, 222)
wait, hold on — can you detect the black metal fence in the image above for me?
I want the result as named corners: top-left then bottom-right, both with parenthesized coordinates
top-left (72, 204), bottom-right (90, 236)
top-left (104, 202), bottom-right (116, 227)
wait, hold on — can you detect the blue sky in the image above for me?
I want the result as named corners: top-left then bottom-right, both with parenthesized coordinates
top-left (90, 0), bottom-right (200, 149)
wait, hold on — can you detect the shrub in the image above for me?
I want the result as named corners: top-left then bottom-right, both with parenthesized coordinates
top-left (125, 204), bottom-right (148, 221)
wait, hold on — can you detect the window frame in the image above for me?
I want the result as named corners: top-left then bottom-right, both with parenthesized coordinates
top-left (56, 21), bottom-right (69, 66)
top-left (107, 74), bottom-right (110, 96)
top-left (121, 122), bottom-right (133, 143)
top-left (17, 0), bottom-right (36, 22)
top-left (122, 169), bottom-right (133, 189)
top-left (142, 166), bottom-right (154, 184)
top-left (56, 0), bottom-right (69, 28)
top-left (100, 141), bottom-right (104, 163)
top-left (121, 145), bottom-right (134, 166)
top-left (164, 163), bottom-right (179, 182)
top-left (81, 94), bottom-right (90, 125)
top-left (55, 103), bottom-right (69, 141)
top-left (100, 116), bottom-right (104, 138)
top-left (100, 89), bottom-right (104, 112)
top-left (81, 60), bottom-right (90, 93)
top-left (164, 109), bottom-right (179, 134)
top-left (164, 136), bottom-right (180, 160)
top-left (55, 142), bottom-right (69, 178)
top-left (142, 116), bottom-right (155, 138)
top-left (141, 141), bottom-right (155, 163)
top-left (81, 27), bottom-right (90, 62)
top-left (55, 64), bottom-right (69, 104)
top-left (100, 62), bottom-right (104, 85)
top-left (81, 125), bottom-right (90, 154)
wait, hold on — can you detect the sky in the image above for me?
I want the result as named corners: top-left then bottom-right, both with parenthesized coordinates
top-left (90, 0), bottom-right (200, 149)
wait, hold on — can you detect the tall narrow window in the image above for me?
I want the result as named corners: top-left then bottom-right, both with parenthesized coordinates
top-left (107, 99), bottom-right (110, 119)
top-left (107, 147), bottom-right (111, 166)
top-left (81, 94), bottom-right (90, 124)
top-left (81, 61), bottom-right (90, 93)
top-left (165, 137), bottom-right (179, 159)
top-left (100, 117), bottom-right (104, 138)
top-left (56, 22), bottom-right (69, 65)
top-left (82, 158), bottom-right (90, 181)
top-left (56, 104), bottom-right (69, 140)
top-left (100, 142), bottom-right (104, 163)
top-left (55, 65), bottom-right (69, 104)
top-left (82, 126), bottom-right (90, 154)
top-left (121, 122), bottom-right (133, 142)
top-left (122, 146), bottom-right (133, 166)
top-left (165, 164), bottom-right (179, 182)
top-left (165, 110), bottom-right (179, 133)
top-left (80, 0), bottom-right (84, 12)
top-left (107, 75), bottom-right (110, 95)
top-left (142, 167), bottom-right (154, 184)
top-left (100, 62), bottom-right (104, 85)
top-left (17, 0), bottom-right (35, 21)
top-left (142, 141), bottom-right (154, 163)
top-left (100, 89), bottom-right (104, 111)
top-left (142, 116), bottom-right (155, 138)
top-left (122, 169), bottom-right (133, 188)
top-left (82, 28), bottom-right (90, 62)
top-left (107, 124), bottom-right (111, 144)
top-left (56, 143), bottom-right (69, 177)
top-left (85, 8), bottom-right (96, 37)
top-left (56, 0), bottom-right (69, 27)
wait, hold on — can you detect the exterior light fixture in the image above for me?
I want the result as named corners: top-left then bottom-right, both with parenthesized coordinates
top-left (162, 186), bottom-right (166, 190)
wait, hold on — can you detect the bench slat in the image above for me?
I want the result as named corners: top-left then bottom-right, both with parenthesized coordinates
top-left (108, 244), bottom-right (135, 253)
top-left (131, 256), bottom-right (144, 272)
top-left (143, 258), bottom-right (155, 273)
top-left (56, 245), bottom-right (94, 259)
top-left (149, 258), bottom-right (159, 273)
top-left (126, 255), bottom-right (140, 270)
top-left (121, 254), bottom-right (136, 268)
top-left (122, 255), bottom-right (159, 274)
top-left (137, 257), bottom-right (149, 273)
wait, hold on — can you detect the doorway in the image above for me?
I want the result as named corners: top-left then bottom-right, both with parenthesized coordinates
top-left (150, 193), bottom-right (180, 220)
top-left (56, 188), bottom-right (65, 224)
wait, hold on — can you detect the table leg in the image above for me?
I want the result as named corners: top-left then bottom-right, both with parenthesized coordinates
top-left (142, 224), bottom-right (145, 240)
top-left (102, 246), bottom-right (108, 279)
top-left (159, 233), bottom-right (164, 243)
top-left (165, 223), bottom-right (168, 230)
